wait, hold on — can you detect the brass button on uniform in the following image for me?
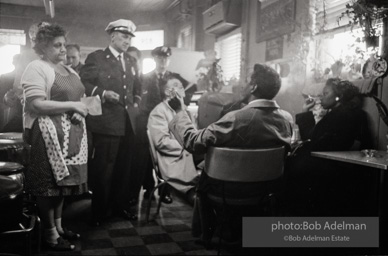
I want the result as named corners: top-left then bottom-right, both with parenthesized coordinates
top-left (123, 85), bottom-right (127, 89)
top-left (125, 106), bottom-right (128, 109)
top-left (123, 74), bottom-right (126, 78)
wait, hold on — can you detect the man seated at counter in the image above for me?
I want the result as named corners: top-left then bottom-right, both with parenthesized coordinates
top-left (167, 64), bottom-right (293, 241)
top-left (147, 78), bottom-right (200, 205)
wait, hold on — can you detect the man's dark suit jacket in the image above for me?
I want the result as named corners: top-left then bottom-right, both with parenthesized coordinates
top-left (169, 100), bottom-right (293, 197)
top-left (80, 48), bottom-right (141, 136)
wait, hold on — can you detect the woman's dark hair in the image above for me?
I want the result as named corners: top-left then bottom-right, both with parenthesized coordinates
top-left (33, 24), bottom-right (66, 56)
top-left (326, 78), bottom-right (361, 109)
top-left (250, 64), bottom-right (281, 99)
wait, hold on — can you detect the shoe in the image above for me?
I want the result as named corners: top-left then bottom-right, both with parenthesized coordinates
top-left (144, 190), bottom-right (155, 201)
top-left (59, 228), bottom-right (80, 240)
top-left (116, 209), bottom-right (138, 221)
top-left (45, 237), bottom-right (75, 251)
top-left (161, 195), bottom-right (173, 204)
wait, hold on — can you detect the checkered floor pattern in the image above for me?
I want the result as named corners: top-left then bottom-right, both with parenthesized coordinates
top-left (35, 194), bottom-right (222, 256)
top-left (1, 191), bottom-right (382, 255)
top-left (1, 191), bottom-right (236, 256)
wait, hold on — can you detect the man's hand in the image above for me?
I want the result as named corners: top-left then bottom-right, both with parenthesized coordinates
top-left (168, 90), bottom-right (184, 113)
top-left (104, 90), bottom-right (120, 104)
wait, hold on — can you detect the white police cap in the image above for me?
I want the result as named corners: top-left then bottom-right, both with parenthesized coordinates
top-left (105, 19), bottom-right (136, 37)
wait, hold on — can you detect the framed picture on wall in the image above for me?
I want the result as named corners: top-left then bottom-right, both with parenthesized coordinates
top-left (256, 0), bottom-right (296, 43)
top-left (265, 37), bottom-right (283, 61)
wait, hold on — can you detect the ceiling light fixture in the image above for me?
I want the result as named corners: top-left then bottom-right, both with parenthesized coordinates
top-left (43, 0), bottom-right (55, 18)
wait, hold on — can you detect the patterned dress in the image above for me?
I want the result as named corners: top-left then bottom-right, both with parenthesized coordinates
top-left (24, 72), bottom-right (88, 196)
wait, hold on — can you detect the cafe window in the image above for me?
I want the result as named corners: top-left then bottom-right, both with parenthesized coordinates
top-left (215, 29), bottom-right (242, 82)
top-left (177, 25), bottom-right (193, 50)
top-left (315, 0), bottom-right (350, 31)
top-left (0, 29), bottom-right (25, 75)
top-left (311, 0), bottom-right (384, 84)
top-left (315, 0), bottom-right (383, 36)
top-left (131, 30), bottom-right (164, 51)
top-left (142, 58), bottom-right (156, 74)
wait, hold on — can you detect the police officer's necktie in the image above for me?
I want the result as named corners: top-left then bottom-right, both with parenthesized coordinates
top-left (157, 73), bottom-right (165, 99)
top-left (118, 55), bottom-right (126, 72)
top-left (158, 73), bottom-right (164, 86)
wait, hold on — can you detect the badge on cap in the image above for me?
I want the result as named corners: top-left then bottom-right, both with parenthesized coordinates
top-left (105, 19), bottom-right (136, 37)
top-left (151, 46), bottom-right (172, 57)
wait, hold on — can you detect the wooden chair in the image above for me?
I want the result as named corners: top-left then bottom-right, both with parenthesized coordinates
top-left (145, 130), bottom-right (169, 223)
top-left (201, 146), bottom-right (285, 254)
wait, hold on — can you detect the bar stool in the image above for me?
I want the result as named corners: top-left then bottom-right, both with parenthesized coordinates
top-left (0, 162), bottom-right (40, 256)
top-left (0, 132), bottom-right (30, 165)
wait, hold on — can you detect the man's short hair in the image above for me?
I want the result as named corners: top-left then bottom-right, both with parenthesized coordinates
top-left (66, 44), bottom-right (80, 52)
top-left (250, 64), bottom-right (281, 100)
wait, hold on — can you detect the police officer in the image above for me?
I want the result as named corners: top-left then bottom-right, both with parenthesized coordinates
top-left (80, 19), bottom-right (141, 226)
top-left (129, 46), bottom-right (196, 204)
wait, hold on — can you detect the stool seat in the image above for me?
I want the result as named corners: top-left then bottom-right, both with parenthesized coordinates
top-left (0, 139), bottom-right (27, 150)
top-left (0, 162), bottom-right (24, 175)
top-left (0, 132), bottom-right (23, 140)
top-left (0, 136), bottom-right (30, 164)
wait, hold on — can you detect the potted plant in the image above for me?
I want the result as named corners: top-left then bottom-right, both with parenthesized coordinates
top-left (338, 0), bottom-right (388, 48)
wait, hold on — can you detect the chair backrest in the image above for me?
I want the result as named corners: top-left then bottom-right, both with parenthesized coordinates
top-left (204, 146), bottom-right (285, 182)
top-left (146, 130), bottom-right (162, 179)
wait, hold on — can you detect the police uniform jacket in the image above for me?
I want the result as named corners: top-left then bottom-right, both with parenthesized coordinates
top-left (80, 47), bottom-right (142, 136)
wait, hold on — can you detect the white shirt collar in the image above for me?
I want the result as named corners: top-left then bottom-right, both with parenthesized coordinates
top-left (109, 46), bottom-right (122, 59)
top-left (248, 99), bottom-right (276, 105)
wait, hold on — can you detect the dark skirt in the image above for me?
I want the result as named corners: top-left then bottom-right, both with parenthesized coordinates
top-left (24, 119), bottom-right (88, 197)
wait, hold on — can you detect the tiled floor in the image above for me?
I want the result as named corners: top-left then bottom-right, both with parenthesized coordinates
top-left (50, 192), bottom-right (221, 256)
top-left (0, 191), bottom-right (384, 256)
top-left (1, 191), bottom-right (226, 256)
